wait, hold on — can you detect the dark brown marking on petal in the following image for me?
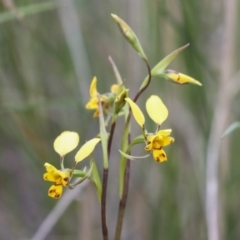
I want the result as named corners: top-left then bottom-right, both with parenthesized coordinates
top-left (177, 73), bottom-right (180, 82)
top-left (161, 153), bottom-right (166, 158)
top-left (54, 182), bottom-right (62, 186)
top-left (63, 177), bottom-right (69, 182)
top-left (55, 194), bottom-right (60, 198)
top-left (156, 157), bottom-right (160, 163)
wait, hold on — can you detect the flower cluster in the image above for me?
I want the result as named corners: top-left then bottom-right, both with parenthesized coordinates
top-left (43, 131), bottom-right (100, 198)
top-left (43, 13), bottom-right (202, 240)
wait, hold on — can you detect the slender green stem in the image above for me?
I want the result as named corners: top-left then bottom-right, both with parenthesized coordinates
top-left (114, 59), bottom-right (152, 240)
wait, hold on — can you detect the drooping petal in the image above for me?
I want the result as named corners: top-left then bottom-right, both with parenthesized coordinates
top-left (90, 76), bottom-right (98, 97)
top-left (125, 97), bottom-right (145, 127)
top-left (48, 184), bottom-right (63, 199)
top-left (53, 131), bottom-right (80, 156)
top-left (44, 163), bottom-right (57, 173)
top-left (153, 149), bottom-right (167, 163)
top-left (146, 95), bottom-right (168, 125)
top-left (75, 138), bottom-right (101, 163)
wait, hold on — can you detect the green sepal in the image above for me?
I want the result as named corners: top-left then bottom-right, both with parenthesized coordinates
top-left (98, 96), bottom-right (109, 169)
top-left (89, 156), bottom-right (102, 203)
top-left (119, 150), bottom-right (150, 161)
top-left (221, 122), bottom-right (240, 138)
top-left (68, 163), bottom-right (93, 189)
top-left (139, 44), bottom-right (189, 90)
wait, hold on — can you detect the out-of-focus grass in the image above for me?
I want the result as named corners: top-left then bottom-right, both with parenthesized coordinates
top-left (0, 0), bottom-right (240, 239)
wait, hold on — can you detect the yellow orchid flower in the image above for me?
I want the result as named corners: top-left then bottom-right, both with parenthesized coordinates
top-left (145, 130), bottom-right (174, 163)
top-left (85, 76), bottom-right (119, 117)
top-left (43, 163), bottom-right (70, 199)
top-left (125, 95), bottom-right (174, 163)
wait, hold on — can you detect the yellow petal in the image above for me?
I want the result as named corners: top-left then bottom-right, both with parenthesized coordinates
top-left (43, 172), bottom-right (60, 182)
top-left (48, 184), bottom-right (63, 199)
top-left (146, 95), bottom-right (168, 125)
top-left (161, 136), bottom-right (174, 146)
top-left (153, 149), bottom-right (167, 163)
top-left (57, 171), bottom-right (70, 186)
top-left (125, 97), bottom-right (145, 127)
top-left (44, 162), bottom-right (57, 173)
top-left (90, 76), bottom-right (98, 97)
top-left (166, 70), bottom-right (202, 86)
top-left (75, 138), bottom-right (101, 163)
top-left (156, 129), bottom-right (172, 137)
top-left (85, 97), bottom-right (98, 109)
top-left (53, 131), bottom-right (80, 156)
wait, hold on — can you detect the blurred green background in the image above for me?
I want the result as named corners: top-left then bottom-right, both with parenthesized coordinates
top-left (0, 0), bottom-right (239, 239)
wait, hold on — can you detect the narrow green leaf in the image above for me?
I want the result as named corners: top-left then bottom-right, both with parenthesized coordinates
top-left (221, 122), bottom-right (240, 138)
top-left (98, 96), bottom-right (109, 169)
top-left (90, 157), bottom-right (102, 203)
top-left (151, 44), bottom-right (190, 76)
top-left (139, 44), bottom-right (190, 90)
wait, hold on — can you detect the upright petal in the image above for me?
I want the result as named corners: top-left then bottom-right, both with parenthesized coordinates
top-left (90, 76), bottom-right (98, 97)
top-left (146, 95), bottom-right (168, 125)
top-left (44, 163), bottom-right (57, 173)
top-left (125, 97), bottom-right (145, 127)
top-left (75, 138), bottom-right (101, 163)
top-left (53, 131), bottom-right (79, 156)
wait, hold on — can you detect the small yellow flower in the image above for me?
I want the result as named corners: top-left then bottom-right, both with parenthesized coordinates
top-left (145, 130), bottom-right (174, 163)
top-left (43, 163), bottom-right (70, 199)
top-left (85, 76), bottom-right (118, 117)
top-left (165, 70), bottom-right (202, 86)
top-left (125, 95), bottom-right (174, 163)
